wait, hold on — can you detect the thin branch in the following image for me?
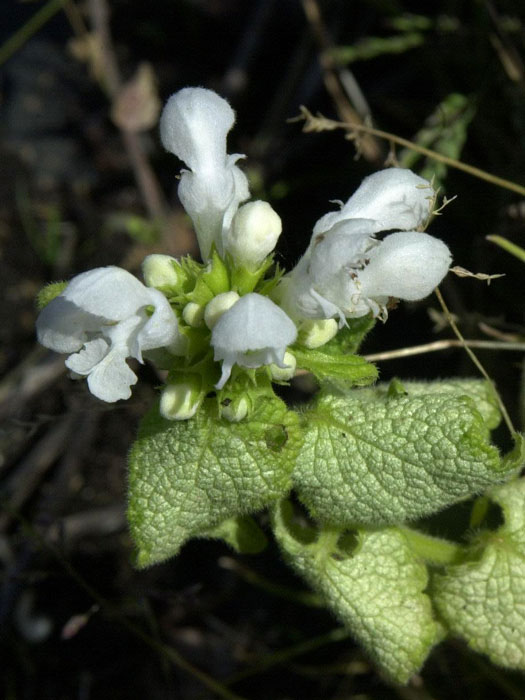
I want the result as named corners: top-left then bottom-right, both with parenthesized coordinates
top-left (295, 108), bottom-right (525, 197)
top-left (88, 0), bottom-right (167, 222)
top-left (363, 338), bottom-right (525, 362)
top-left (300, 0), bottom-right (382, 163)
top-left (434, 287), bottom-right (516, 436)
top-left (0, 0), bottom-right (65, 68)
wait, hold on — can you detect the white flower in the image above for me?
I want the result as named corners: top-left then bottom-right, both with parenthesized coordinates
top-left (280, 168), bottom-right (451, 323)
top-left (211, 293), bottom-right (297, 389)
top-left (225, 200), bottom-right (282, 269)
top-left (36, 266), bottom-right (180, 402)
top-left (160, 87), bottom-right (249, 261)
top-left (313, 167), bottom-right (432, 236)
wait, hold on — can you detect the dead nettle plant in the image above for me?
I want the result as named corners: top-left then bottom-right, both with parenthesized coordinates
top-left (36, 86), bottom-right (525, 683)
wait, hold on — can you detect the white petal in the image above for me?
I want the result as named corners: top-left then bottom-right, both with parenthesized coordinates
top-left (212, 293), bottom-right (297, 355)
top-left (178, 168), bottom-right (231, 259)
top-left (103, 314), bottom-right (144, 363)
top-left (65, 338), bottom-right (109, 375)
top-left (219, 159), bottom-right (250, 253)
top-left (159, 87), bottom-right (235, 172)
top-left (358, 231), bottom-right (451, 301)
top-left (313, 169), bottom-right (433, 235)
top-left (309, 227), bottom-right (376, 287)
top-left (36, 296), bottom-right (102, 353)
top-left (136, 288), bottom-right (180, 352)
top-left (211, 293), bottom-right (297, 387)
top-left (85, 349), bottom-right (138, 402)
top-left (178, 161), bottom-right (249, 260)
top-left (63, 267), bottom-right (151, 320)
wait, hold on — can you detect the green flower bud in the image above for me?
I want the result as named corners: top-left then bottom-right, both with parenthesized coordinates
top-left (142, 254), bottom-right (181, 289)
top-left (297, 319), bottom-right (338, 349)
top-left (183, 302), bottom-right (205, 327)
top-left (204, 291), bottom-right (240, 329)
top-left (269, 351), bottom-right (296, 381)
top-left (221, 396), bottom-right (249, 422)
top-left (160, 378), bottom-right (202, 420)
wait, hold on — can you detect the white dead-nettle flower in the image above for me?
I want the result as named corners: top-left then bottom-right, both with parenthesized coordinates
top-left (313, 167), bottom-right (433, 236)
top-left (281, 168), bottom-right (451, 323)
top-left (36, 267), bottom-right (180, 402)
top-left (160, 87), bottom-right (249, 261)
top-left (211, 293), bottom-right (297, 389)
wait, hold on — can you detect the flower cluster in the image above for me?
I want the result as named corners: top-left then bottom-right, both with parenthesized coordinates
top-left (36, 87), bottom-right (451, 419)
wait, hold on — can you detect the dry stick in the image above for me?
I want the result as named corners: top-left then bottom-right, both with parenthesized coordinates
top-left (300, 0), bottom-right (382, 164)
top-left (363, 339), bottom-right (525, 362)
top-left (434, 288), bottom-right (516, 436)
top-left (224, 627), bottom-right (350, 687)
top-left (0, 346), bottom-right (65, 421)
top-left (296, 109), bottom-right (525, 197)
top-left (0, 415), bottom-right (76, 531)
top-left (88, 0), bottom-right (167, 222)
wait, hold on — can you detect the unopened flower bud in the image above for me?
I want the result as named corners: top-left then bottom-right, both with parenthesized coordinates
top-left (221, 396), bottom-right (249, 422)
top-left (160, 378), bottom-right (202, 420)
top-left (298, 319), bottom-right (338, 349)
top-left (183, 302), bottom-right (205, 327)
top-left (270, 351), bottom-right (296, 381)
top-left (226, 201), bottom-right (282, 269)
top-left (204, 291), bottom-right (240, 329)
top-left (142, 254), bottom-right (181, 289)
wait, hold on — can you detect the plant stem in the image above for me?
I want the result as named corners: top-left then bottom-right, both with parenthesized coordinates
top-left (296, 108), bottom-right (525, 197)
top-left (435, 288), bottom-right (516, 436)
top-left (363, 338), bottom-right (525, 362)
top-left (400, 527), bottom-right (462, 565)
top-left (0, 0), bottom-right (65, 68)
top-left (486, 235), bottom-right (525, 263)
top-left (225, 627), bottom-right (350, 686)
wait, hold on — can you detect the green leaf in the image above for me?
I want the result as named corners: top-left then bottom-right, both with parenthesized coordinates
top-left (205, 515), bottom-right (268, 554)
top-left (330, 33), bottom-right (425, 65)
top-left (128, 395), bottom-right (301, 567)
top-left (293, 346), bottom-right (378, 389)
top-left (294, 388), bottom-right (508, 528)
top-left (432, 476), bottom-right (525, 670)
top-left (364, 378), bottom-right (501, 430)
top-left (273, 501), bottom-right (443, 683)
top-left (398, 93), bottom-right (476, 186)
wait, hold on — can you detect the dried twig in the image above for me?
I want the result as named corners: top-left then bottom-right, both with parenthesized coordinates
top-left (293, 107), bottom-right (525, 197)
top-left (301, 0), bottom-right (382, 163)
top-left (0, 346), bottom-right (65, 422)
top-left (88, 0), bottom-right (167, 222)
top-left (0, 415), bottom-right (76, 531)
top-left (434, 287), bottom-right (515, 436)
top-left (363, 338), bottom-right (525, 362)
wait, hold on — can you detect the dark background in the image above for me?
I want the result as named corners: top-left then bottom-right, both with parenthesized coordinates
top-left (2, 1), bottom-right (525, 698)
